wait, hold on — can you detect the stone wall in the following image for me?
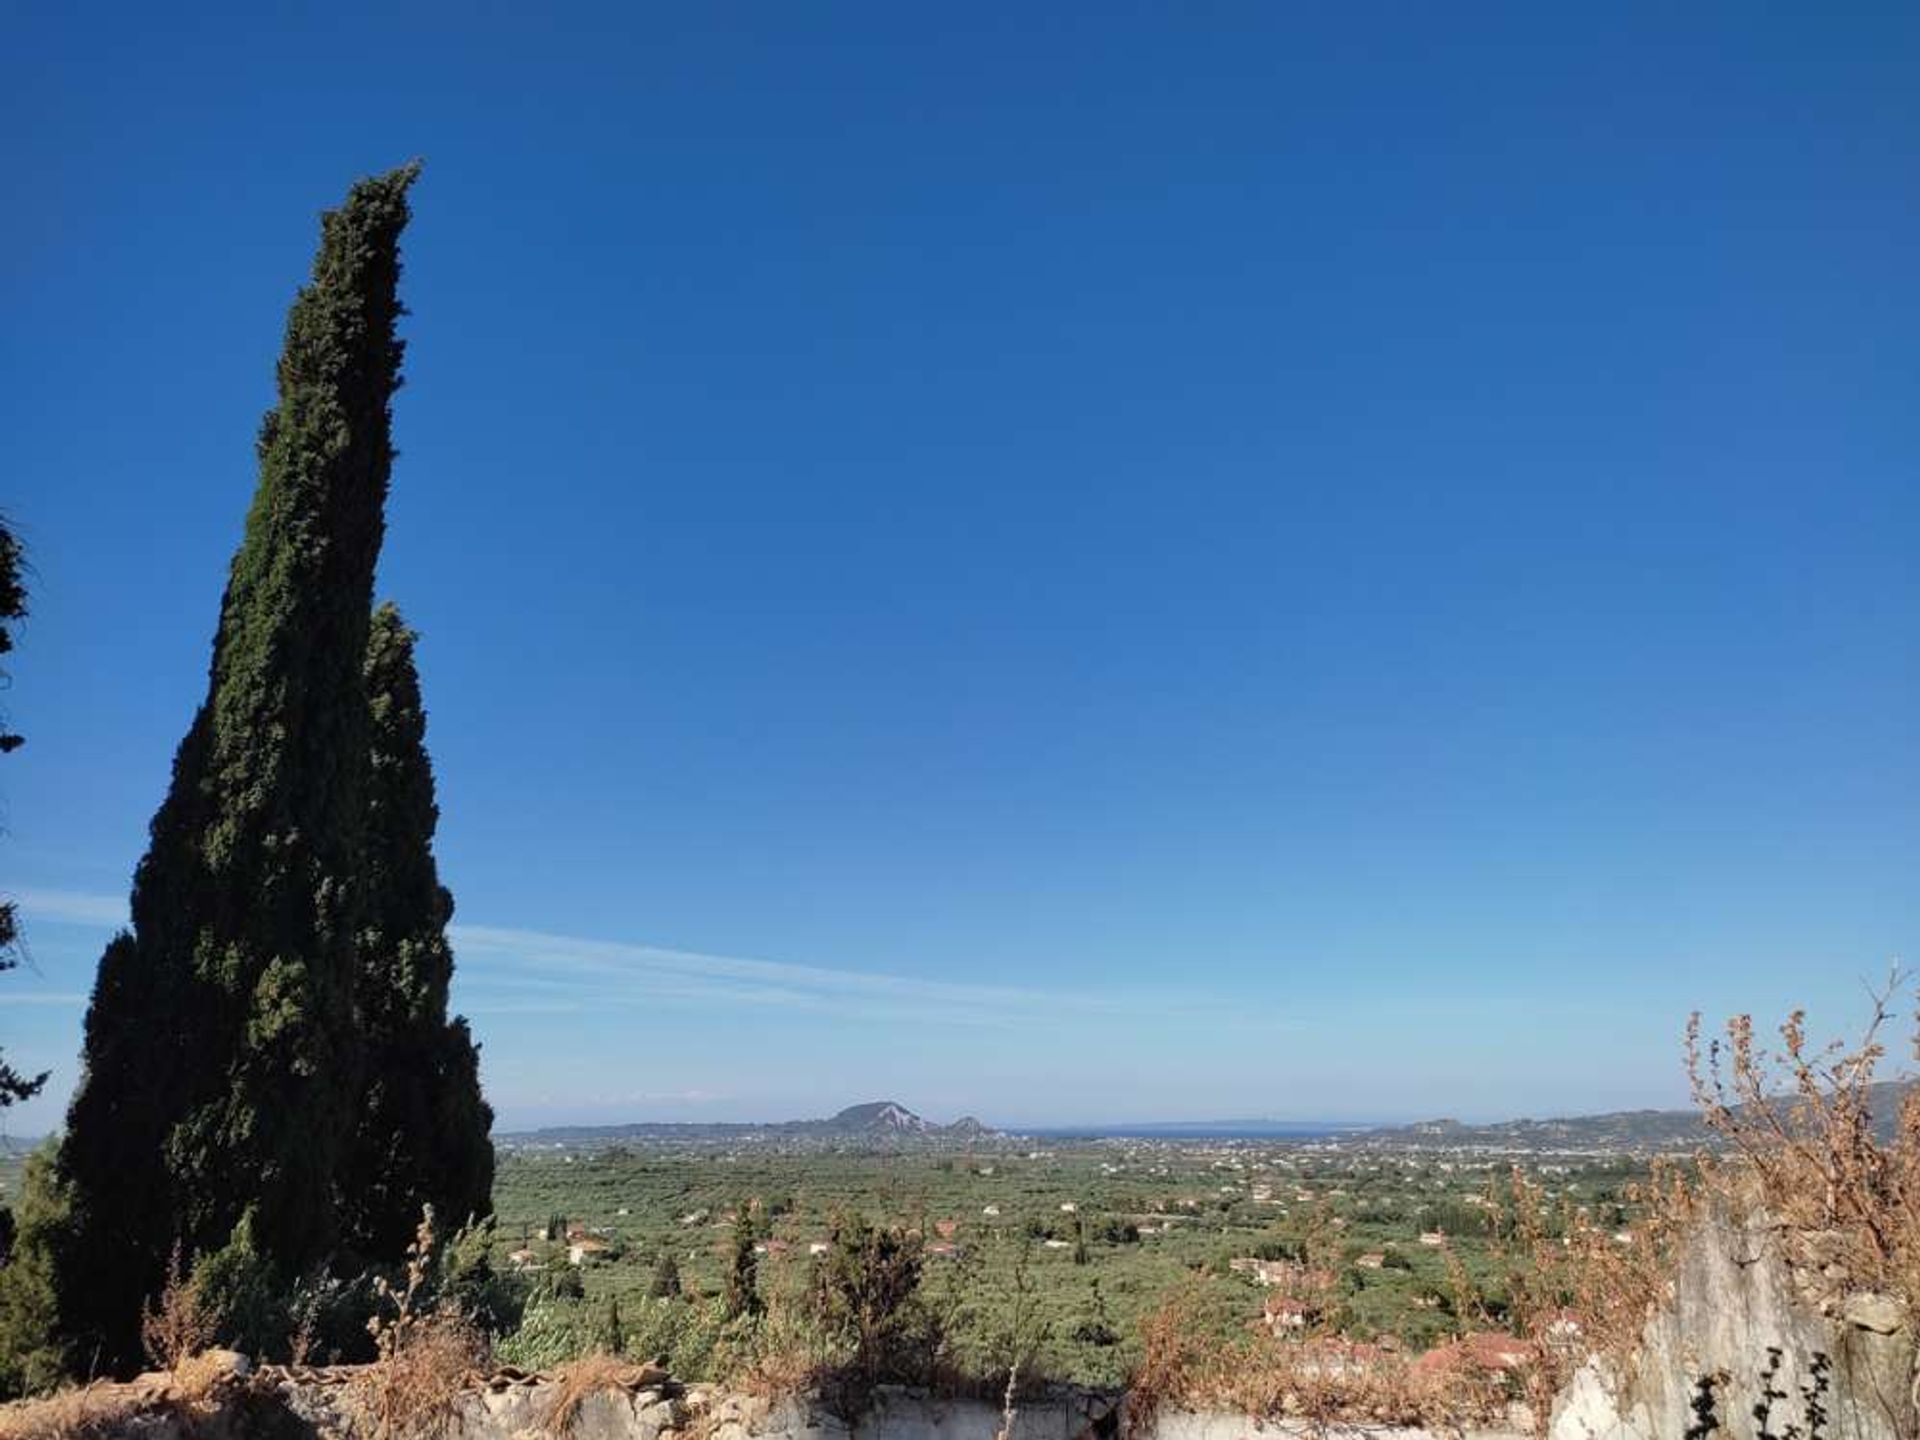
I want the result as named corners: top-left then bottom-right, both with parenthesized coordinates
top-left (10, 1219), bottom-right (1909, 1440)
top-left (0, 1370), bottom-right (1526, 1440)
top-left (1548, 1214), bottom-right (1913, 1440)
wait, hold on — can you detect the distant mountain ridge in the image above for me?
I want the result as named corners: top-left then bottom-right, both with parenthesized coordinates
top-left (497, 1081), bottom-right (1917, 1155)
top-left (827, 1101), bottom-right (930, 1135)
top-left (1358, 1079), bottom-right (1915, 1151)
top-left (499, 1100), bottom-right (998, 1150)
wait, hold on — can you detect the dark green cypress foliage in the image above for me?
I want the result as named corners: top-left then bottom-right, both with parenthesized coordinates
top-left (338, 602), bottom-right (493, 1263)
top-left (601, 1295), bottom-right (625, 1356)
top-left (648, 1252), bottom-right (683, 1299)
top-left (725, 1202), bottom-right (763, 1320)
top-left (56, 167), bottom-right (420, 1372)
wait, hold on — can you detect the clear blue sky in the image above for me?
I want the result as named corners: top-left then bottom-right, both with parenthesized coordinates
top-left (2, 3), bottom-right (1915, 1135)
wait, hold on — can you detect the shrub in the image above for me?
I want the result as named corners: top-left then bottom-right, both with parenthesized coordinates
top-left (809, 1213), bottom-right (927, 1387)
top-left (543, 1351), bottom-right (667, 1436)
top-left (1127, 1283), bottom-right (1505, 1432)
top-left (140, 1243), bottom-right (218, 1375)
top-left (492, 1300), bottom-right (599, 1372)
top-left (1686, 981), bottom-right (1920, 1313)
top-left (649, 1253), bottom-right (683, 1299)
top-left (350, 1213), bottom-right (489, 1440)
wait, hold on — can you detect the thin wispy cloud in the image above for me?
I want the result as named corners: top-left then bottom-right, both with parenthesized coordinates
top-left (7, 889), bottom-right (1290, 1033)
top-left (14, 889), bottom-right (129, 929)
top-left (450, 923), bottom-right (1083, 1028)
top-left (449, 923), bottom-right (1291, 1032)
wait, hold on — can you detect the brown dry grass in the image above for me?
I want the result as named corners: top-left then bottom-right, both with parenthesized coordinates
top-left (165, 1351), bottom-right (242, 1410)
top-left (0, 1358), bottom-right (250, 1440)
top-left (1126, 1282), bottom-right (1516, 1436)
top-left (351, 1210), bottom-right (491, 1440)
top-left (542, 1351), bottom-right (670, 1436)
top-left (0, 1382), bottom-right (152, 1440)
top-left (140, 1242), bottom-right (218, 1378)
top-left (713, 1280), bottom-right (837, 1403)
top-left (351, 1311), bottom-right (488, 1440)
top-left (1490, 1160), bottom-right (1695, 1409)
top-left (1686, 975), bottom-right (1920, 1316)
top-left (1472, 982), bottom-right (1920, 1423)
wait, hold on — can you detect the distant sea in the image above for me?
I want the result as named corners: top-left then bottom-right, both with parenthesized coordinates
top-left (1024, 1120), bottom-right (1374, 1141)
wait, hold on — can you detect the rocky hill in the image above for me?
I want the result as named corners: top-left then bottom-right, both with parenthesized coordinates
top-left (498, 1101), bottom-right (999, 1152)
top-left (1357, 1079), bottom-right (1913, 1154)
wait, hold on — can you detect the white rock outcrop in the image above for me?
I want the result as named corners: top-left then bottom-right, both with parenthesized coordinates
top-left (1548, 1214), bottom-right (1912, 1440)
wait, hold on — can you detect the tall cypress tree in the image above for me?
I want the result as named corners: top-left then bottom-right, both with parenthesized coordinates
top-left (56, 166), bottom-right (419, 1372)
top-left (339, 602), bottom-right (493, 1262)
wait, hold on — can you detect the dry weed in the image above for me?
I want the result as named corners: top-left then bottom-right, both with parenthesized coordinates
top-left (140, 1241), bottom-right (218, 1377)
top-left (1127, 1283), bottom-right (1506, 1435)
top-left (1491, 1160), bottom-right (1693, 1407)
top-left (1686, 975), bottom-right (1920, 1316)
top-left (352, 1209), bottom-right (490, 1440)
top-left (0, 1383), bottom-right (147, 1440)
top-left (716, 1277), bottom-right (835, 1403)
top-left (542, 1351), bottom-right (670, 1436)
top-left (353, 1311), bottom-right (487, 1440)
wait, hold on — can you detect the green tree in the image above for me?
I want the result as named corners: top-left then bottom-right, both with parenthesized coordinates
top-left (0, 519), bottom-right (48, 1111)
top-left (601, 1295), bottom-right (626, 1356)
top-left (337, 604), bottom-right (493, 1262)
top-left (809, 1212), bottom-right (925, 1389)
top-left (724, 1203), bottom-right (762, 1320)
top-left (648, 1252), bottom-right (683, 1299)
top-left (56, 166), bottom-right (421, 1373)
top-left (0, 1146), bottom-right (69, 1398)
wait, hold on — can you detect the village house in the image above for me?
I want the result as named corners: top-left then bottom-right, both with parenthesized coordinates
top-left (567, 1237), bottom-right (610, 1265)
top-left (1253, 1259), bottom-right (1297, 1286)
top-left (1413, 1331), bottom-right (1538, 1382)
top-left (1263, 1294), bottom-right (1312, 1330)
